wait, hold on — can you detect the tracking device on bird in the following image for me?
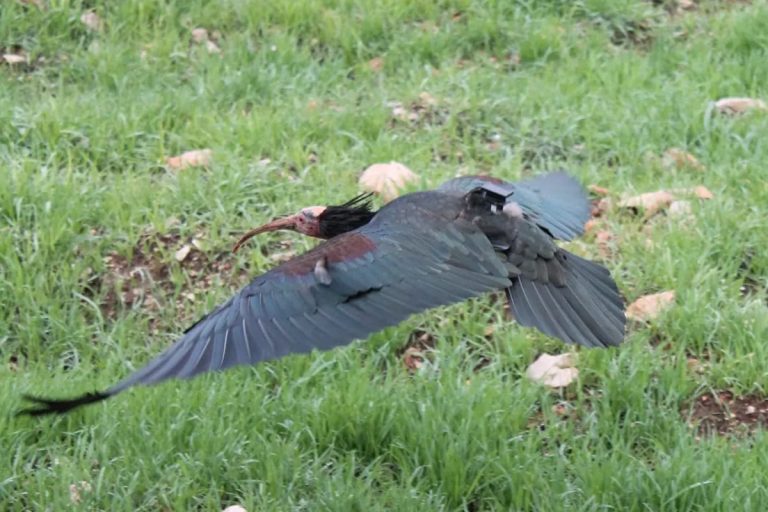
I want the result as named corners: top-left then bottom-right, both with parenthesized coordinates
top-left (468, 184), bottom-right (515, 213)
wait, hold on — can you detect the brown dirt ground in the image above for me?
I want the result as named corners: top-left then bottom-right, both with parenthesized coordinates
top-left (398, 329), bottom-right (437, 372)
top-left (687, 390), bottom-right (768, 436)
top-left (83, 228), bottom-right (249, 332)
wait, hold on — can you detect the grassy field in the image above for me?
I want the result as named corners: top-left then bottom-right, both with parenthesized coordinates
top-left (3, 0), bottom-right (768, 509)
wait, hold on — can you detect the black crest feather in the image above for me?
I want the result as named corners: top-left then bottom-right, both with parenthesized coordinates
top-left (319, 193), bottom-right (376, 238)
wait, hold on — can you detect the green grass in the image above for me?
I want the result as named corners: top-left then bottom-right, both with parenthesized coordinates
top-left (3, 0), bottom-right (768, 509)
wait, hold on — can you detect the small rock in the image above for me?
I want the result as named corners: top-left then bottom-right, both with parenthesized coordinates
top-left (588, 184), bottom-right (611, 196)
top-left (668, 200), bottom-right (693, 218)
top-left (693, 185), bottom-right (713, 200)
top-left (165, 149), bottom-right (212, 170)
top-left (80, 11), bottom-right (103, 32)
top-left (662, 148), bottom-right (703, 171)
top-left (619, 191), bottom-right (675, 218)
top-left (626, 290), bottom-right (675, 322)
top-left (359, 161), bottom-right (418, 202)
top-left (368, 56), bottom-right (384, 72)
top-left (191, 28), bottom-right (209, 44)
top-left (526, 353), bottom-right (578, 388)
top-left (715, 97), bottom-right (768, 115)
top-left (175, 244), bottom-right (192, 262)
top-left (595, 230), bottom-right (616, 259)
top-left (2, 53), bottom-right (26, 64)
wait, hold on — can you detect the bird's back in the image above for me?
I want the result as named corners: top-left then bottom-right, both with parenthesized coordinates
top-left (439, 172), bottom-right (591, 240)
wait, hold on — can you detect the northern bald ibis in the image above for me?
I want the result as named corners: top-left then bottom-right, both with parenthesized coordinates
top-left (20, 172), bottom-right (625, 416)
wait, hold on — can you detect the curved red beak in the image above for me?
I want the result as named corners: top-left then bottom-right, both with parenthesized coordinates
top-left (232, 215), bottom-right (297, 253)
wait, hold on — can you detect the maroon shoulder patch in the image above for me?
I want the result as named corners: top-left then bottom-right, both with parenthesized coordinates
top-left (277, 233), bottom-right (377, 276)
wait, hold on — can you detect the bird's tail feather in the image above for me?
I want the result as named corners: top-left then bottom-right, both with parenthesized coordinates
top-left (506, 250), bottom-right (625, 348)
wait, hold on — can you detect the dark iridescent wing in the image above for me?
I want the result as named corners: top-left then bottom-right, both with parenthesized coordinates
top-left (477, 213), bottom-right (625, 348)
top-left (504, 249), bottom-right (626, 348)
top-left (439, 172), bottom-right (591, 240)
top-left (21, 195), bottom-right (511, 414)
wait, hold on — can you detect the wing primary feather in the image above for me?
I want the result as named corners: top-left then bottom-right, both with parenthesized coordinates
top-left (413, 272), bottom-right (477, 302)
top-left (128, 339), bottom-right (194, 388)
top-left (178, 335), bottom-right (213, 378)
top-left (241, 318), bottom-right (253, 363)
top-left (242, 305), bottom-right (267, 363)
top-left (563, 254), bottom-right (625, 325)
top-left (316, 307), bottom-right (370, 338)
top-left (256, 318), bottom-right (278, 360)
top-left (571, 264), bottom-right (618, 300)
top-left (219, 328), bottom-right (231, 368)
top-left (300, 312), bottom-right (354, 350)
top-left (271, 318), bottom-right (315, 354)
top-left (336, 302), bottom-right (392, 332)
top-left (522, 279), bottom-right (574, 344)
top-left (562, 281), bottom-right (623, 346)
top-left (578, 279), bottom-right (625, 325)
top-left (539, 283), bottom-right (596, 346)
top-left (447, 265), bottom-right (511, 291)
top-left (225, 324), bottom-right (249, 367)
top-left (574, 272), bottom-right (624, 321)
top-left (361, 288), bottom-right (422, 317)
top-left (506, 282), bottom-right (535, 324)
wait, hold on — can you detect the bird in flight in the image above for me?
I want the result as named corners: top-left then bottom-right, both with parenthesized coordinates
top-left (20, 171), bottom-right (625, 416)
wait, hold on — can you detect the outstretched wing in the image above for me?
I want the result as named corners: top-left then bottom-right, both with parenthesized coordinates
top-left (474, 212), bottom-right (625, 348)
top-left (505, 249), bottom-right (625, 348)
top-left (439, 172), bottom-right (591, 240)
top-left (21, 194), bottom-right (511, 415)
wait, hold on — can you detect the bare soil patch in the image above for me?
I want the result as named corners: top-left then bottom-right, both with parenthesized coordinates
top-left (687, 390), bottom-right (768, 436)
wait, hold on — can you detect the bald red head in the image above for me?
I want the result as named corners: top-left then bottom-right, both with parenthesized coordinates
top-left (232, 194), bottom-right (376, 253)
top-left (233, 206), bottom-right (327, 253)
